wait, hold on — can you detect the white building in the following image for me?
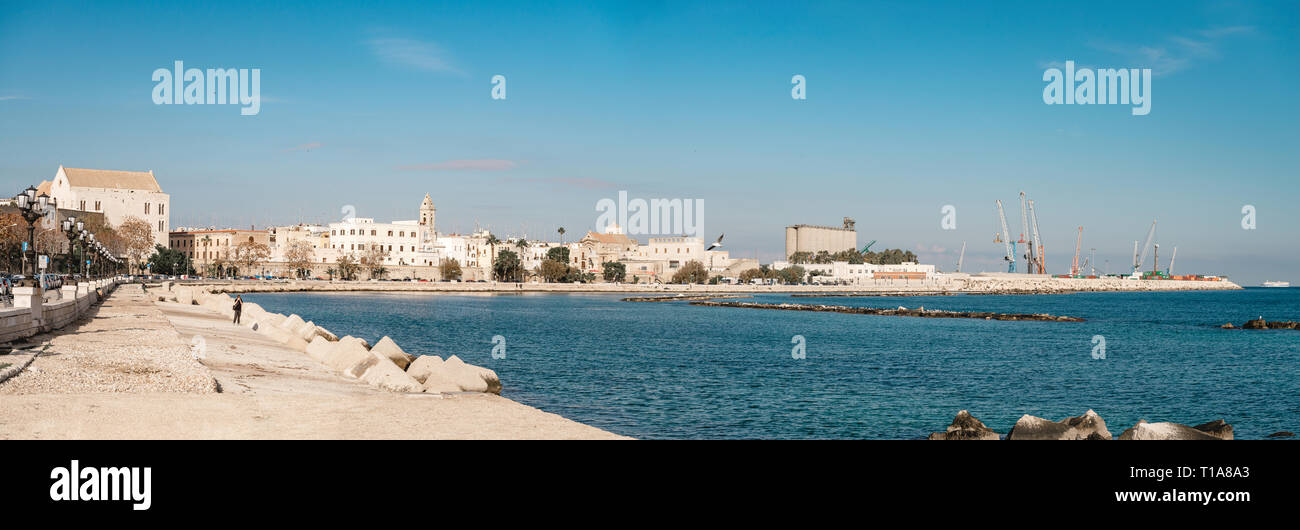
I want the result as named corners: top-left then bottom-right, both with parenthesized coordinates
top-left (324, 194), bottom-right (439, 266)
top-left (771, 260), bottom-right (937, 284)
top-left (39, 165), bottom-right (170, 247)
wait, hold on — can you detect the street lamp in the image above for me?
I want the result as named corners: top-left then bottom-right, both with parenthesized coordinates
top-left (61, 216), bottom-right (79, 276)
top-left (13, 186), bottom-right (52, 286)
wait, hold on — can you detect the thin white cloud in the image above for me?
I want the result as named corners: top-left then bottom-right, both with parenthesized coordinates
top-left (396, 159), bottom-right (516, 171)
top-left (368, 38), bottom-right (463, 75)
top-left (1086, 25), bottom-right (1256, 76)
top-left (0, 95), bottom-right (30, 101)
top-left (504, 176), bottom-right (616, 190)
top-left (284, 142), bottom-right (322, 152)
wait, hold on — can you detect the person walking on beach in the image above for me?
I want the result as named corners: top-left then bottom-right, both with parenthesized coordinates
top-left (232, 295), bottom-right (243, 324)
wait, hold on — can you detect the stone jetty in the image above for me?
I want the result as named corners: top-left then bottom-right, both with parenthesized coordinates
top-left (689, 300), bottom-right (1085, 322)
top-left (930, 410), bottom-right (1239, 440)
top-left (621, 294), bottom-right (751, 302)
top-left (1238, 318), bottom-right (1300, 330)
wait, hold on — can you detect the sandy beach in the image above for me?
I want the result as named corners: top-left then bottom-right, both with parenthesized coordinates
top-left (0, 284), bottom-right (625, 439)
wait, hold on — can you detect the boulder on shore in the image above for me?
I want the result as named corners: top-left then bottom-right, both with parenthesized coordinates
top-left (1266, 431), bottom-right (1295, 438)
top-left (371, 336), bottom-right (415, 370)
top-left (1006, 409), bottom-right (1111, 440)
top-left (928, 410), bottom-right (1000, 440)
top-left (1192, 419), bottom-right (1234, 440)
top-left (1118, 419), bottom-right (1232, 440)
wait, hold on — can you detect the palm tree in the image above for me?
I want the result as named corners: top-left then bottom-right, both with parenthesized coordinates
top-left (485, 234), bottom-right (500, 278)
top-left (514, 238), bottom-right (528, 281)
top-left (557, 227), bottom-right (566, 244)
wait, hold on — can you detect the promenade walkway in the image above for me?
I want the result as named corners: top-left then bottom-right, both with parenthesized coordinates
top-left (0, 284), bottom-right (623, 439)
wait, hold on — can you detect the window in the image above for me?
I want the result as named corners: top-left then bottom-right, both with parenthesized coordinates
top-left (94, 201), bottom-right (100, 210)
top-left (159, 204), bottom-right (164, 215)
top-left (399, 231), bottom-right (404, 237)
top-left (350, 230), bottom-right (355, 235)
top-left (145, 203), bottom-right (150, 214)
top-left (388, 231), bottom-right (393, 236)
top-left (370, 230), bottom-right (376, 236)
top-left (80, 200), bottom-right (86, 210)
top-left (158, 220), bottom-right (164, 232)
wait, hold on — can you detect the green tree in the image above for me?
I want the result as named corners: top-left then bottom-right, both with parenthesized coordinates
top-left (602, 261), bottom-right (626, 282)
top-left (540, 259), bottom-right (569, 282)
top-left (670, 260), bottom-right (709, 284)
top-left (546, 246), bottom-right (569, 264)
top-left (514, 239), bottom-right (529, 281)
top-left (336, 254), bottom-right (360, 280)
top-left (439, 258), bottom-right (462, 281)
top-left (146, 245), bottom-right (193, 276)
top-left (557, 227), bottom-right (566, 243)
top-left (739, 268), bottom-right (765, 284)
top-left (777, 265), bottom-right (806, 285)
top-left (485, 233), bottom-right (501, 270)
top-left (493, 249), bottom-right (522, 281)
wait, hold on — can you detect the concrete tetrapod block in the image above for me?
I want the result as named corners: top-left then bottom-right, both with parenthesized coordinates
top-left (306, 336), bottom-right (334, 362)
top-left (240, 302), bottom-right (268, 322)
top-left (421, 372), bottom-right (463, 394)
top-left (313, 326), bottom-right (339, 342)
top-left (345, 351), bottom-right (423, 393)
top-left (322, 336), bottom-right (373, 375)
top-left (370, 336), bottom-right (415, 370)
top-left (440, 355), bottom-right (502, 394)
top-left (405, 355), bottom-right (444, 384)
top-left (280, 314), bottom-right (306, 332)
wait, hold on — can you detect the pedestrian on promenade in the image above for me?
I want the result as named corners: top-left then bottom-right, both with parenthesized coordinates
top-left (232, 295), bottom-right (243, 324)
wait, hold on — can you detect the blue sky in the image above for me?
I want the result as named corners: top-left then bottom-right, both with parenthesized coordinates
top-left (1, 1), bottom-right (1296, 283)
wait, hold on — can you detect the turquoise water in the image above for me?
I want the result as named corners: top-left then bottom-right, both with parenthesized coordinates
top-left (244, 288), bottom-right (1300, 439)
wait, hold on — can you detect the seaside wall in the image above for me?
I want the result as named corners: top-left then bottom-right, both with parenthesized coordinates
top-left (176, 275), bottom-right (1242, 295)
top-left (0, 279), bottom-right (120, 344)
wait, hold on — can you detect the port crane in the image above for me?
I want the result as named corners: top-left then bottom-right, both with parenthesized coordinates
top-left (1018, 192), bottom-right (1033, 274)
top-left (955, 241), bottom-right (966, 273)
top-left (1028, 199), bottom-right (1045, 274)
top-left (1070, 226), bottom-right (1083, 276)
top-left (994, 200), bottom-right (1015, 272)
top-left (1132, 219), bottom-right (1157, 276)
top-left (861, 240), bottom-right (876, 254)
top-left (1167, 247), bottom-right (1177, 276)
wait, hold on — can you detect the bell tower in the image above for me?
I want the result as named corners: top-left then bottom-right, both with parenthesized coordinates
top-left (419, 193), bottom-right (436, 244)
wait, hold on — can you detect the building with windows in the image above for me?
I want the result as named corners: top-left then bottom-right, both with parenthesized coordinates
top-left (39, 165), bottom-right (170, 247)
top-left (322, 193), bottom-right (440, 266)
top-left (169, 229), bottom-right (270, 275)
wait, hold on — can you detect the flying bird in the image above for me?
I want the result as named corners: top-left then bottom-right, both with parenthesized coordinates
top-left (706, 233), bottom-right (724, 251)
